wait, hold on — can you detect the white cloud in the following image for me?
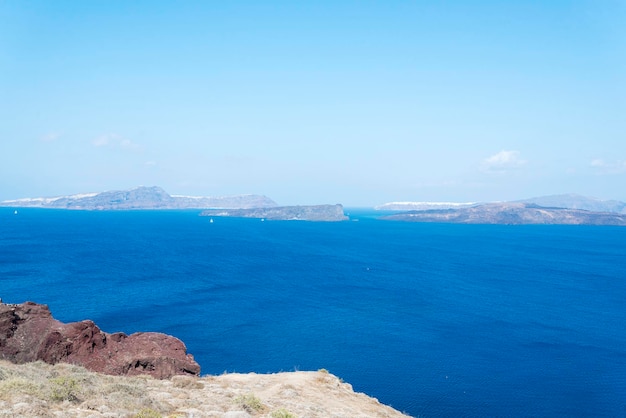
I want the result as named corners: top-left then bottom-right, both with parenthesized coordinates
top-left (92, 134), bottom-right (141, 151)
top-left (92, 133), bottom-right (118, 147)
top-left (41, 132), bottom-right (62, 142)
top-left (481, 150), bottom-right (527, 173)
top-left (590, 158), bottom-right (626, 174)
top-left (120, 138), bottom-right (140, 150)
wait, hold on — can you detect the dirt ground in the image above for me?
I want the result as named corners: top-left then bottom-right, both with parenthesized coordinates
top-left (0, 360), bottom-right (412, 417)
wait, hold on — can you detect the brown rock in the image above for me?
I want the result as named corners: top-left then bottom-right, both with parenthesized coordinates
top-left (0, 301), bottom-right (200, 378)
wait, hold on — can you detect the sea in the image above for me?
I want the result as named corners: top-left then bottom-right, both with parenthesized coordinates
top-left (1, 208), bottom-right (625, 417)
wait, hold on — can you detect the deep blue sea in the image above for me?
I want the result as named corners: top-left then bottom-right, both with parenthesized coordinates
top-left (1, 208), bottom-right (626, 417)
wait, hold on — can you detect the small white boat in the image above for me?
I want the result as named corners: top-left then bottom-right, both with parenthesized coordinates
top-left (14, 210), bottom-right (18, 215)
top-left (209, 218), bottom-right (214, 223)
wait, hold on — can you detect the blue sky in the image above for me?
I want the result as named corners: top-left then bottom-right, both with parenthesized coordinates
top-left (1, 1), bottom-right (624, 206)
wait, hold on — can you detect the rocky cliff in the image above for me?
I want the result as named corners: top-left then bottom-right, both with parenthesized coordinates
top-left (0, 301), bottom-right (200, 379)
top-left (0, 302), bottom-right (411, 416)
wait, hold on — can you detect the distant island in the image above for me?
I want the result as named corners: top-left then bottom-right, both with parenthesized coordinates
top-left (1, 186), bottom-right (350, 221)
top-left (201, 204), bottom-right (349, 222)
top-left (0, 186), bottom-right (277, 210)
top-left (377, 194), bottom-right (626, 215)
top-left (381, 202), bottom-right (626, 225)
top-left (515, 194), bottom-right (626, 214)
top-left (376, 201), bottom-right (479, 211)
top-left (376, 194), bottom-right (626, 225)
top-left (5, 188), bottom-right (625, 225)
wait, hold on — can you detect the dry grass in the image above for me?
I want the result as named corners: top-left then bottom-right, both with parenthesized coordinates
top-left (0, 360), bottom-right (412, 417)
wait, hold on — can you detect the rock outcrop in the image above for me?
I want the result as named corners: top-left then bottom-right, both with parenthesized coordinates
top-left (0, 301), bottom-right (200, 379)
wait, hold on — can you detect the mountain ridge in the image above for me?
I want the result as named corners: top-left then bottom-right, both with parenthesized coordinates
top-left (382, 202), bottom-right (626, 225)
top-left (377, 194), bottom-right (626, 214)
top-left (516, 193), bottom-right (626, 214)
top-left (0, 186), bottom-right (277, 210)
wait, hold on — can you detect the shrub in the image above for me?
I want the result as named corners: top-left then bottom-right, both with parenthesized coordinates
top-left (271, 408), bottom-right (297, 418)
top-left (49, 376), bottom-right (80, 402)
top-left (316, 368), bottom-right (332, 384)
top-left (104, 382), bottom-right (146, 397)
top-left (133, 408), bottom-right (162, 418)
top-left (0, 378), bottom-right (43, 399)
top-left (234, 393), bottom-right (265, 413)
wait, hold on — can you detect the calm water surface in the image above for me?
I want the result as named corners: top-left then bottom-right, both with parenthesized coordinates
top-left (1, 208), bottom-right (625, 417)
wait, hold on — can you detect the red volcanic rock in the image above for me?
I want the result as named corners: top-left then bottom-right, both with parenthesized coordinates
top-left (0, 301), bottom-right (200, 379)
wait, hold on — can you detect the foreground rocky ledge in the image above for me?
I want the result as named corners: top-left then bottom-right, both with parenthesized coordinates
top-left (0, 302), bottom-right (410, 416)
top-left (0, 302), bottom-right (200, 379)
top-left (0, 360), bottom-right (411, 417)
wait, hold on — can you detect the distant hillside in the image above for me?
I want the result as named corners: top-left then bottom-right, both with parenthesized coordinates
top-left (375, 201), bottom-right (479, 211)
top-left (518, 194), bottom-right (626, 214)
top-left (0, 186), bottom-right (277, 210)
top-left (201, 204), bottom-right (349, 221)
top-left (382, 202), bottom-right (626, 225)
top-left (376, 194), bottom-right (626, 214)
